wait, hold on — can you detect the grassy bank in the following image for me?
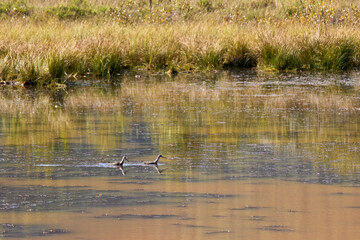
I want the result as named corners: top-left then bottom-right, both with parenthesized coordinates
top-left (1, 0), bottom-right (360, 85)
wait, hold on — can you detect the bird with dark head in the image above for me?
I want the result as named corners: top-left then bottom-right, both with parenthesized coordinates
top-left (143, 155), bottom-right (166, 165)
top-left (110, 156), bottom-right (129, 167)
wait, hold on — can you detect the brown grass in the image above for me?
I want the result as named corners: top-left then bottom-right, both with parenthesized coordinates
top-left (0, 0), bottom-right (360, 85)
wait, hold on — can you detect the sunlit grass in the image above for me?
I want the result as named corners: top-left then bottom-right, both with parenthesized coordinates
top-left (0, 0), bottom-right (360, 84)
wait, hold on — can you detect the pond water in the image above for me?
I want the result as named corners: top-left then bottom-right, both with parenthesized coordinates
top-left (1, 71), bottom-right (360, 239)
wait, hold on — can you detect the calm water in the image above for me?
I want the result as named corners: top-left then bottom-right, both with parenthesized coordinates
top-left (1, 71), bottom-right (360, 239)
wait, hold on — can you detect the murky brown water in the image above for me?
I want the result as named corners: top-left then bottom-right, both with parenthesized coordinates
top-left (1, 71), bottom-right (360, 239)
top-left (2, 178), bottom-right (360, 240)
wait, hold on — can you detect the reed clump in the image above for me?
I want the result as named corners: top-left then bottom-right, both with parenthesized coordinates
top-left (1, 0), bottom-right (360, 85)
top-left (260, 37), bottom-right (358, 71)
top-left (0, 0), bottom-right (32, 17)
top-left (47, 0), bottom-right (95, 20)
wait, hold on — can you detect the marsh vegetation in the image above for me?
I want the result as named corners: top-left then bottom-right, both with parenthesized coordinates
top-left (0, 0), bottom-right (360, 85)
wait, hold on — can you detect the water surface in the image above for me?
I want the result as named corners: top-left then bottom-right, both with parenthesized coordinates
top-left (1, 71), bottom-right (360, 239)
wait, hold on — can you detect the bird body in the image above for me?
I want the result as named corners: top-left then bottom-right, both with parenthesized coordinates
top-left (110, 156), bottom-right (129, 167)
top-left (143, 154), bottom-right (166, 165)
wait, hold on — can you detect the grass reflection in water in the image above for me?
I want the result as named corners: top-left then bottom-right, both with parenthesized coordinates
top-left (0, 71), bottom-right (360, 182)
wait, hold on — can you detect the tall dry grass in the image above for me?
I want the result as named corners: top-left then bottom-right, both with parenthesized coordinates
top-left (1, 0), bottom-right (360, 84)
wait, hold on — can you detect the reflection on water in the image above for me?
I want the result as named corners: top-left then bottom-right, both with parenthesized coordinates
top-left (1, 71), bottom-right (360, 239)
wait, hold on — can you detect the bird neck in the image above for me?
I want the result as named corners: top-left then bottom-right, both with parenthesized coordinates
top-left (153, 156), bottom-right (161, 164)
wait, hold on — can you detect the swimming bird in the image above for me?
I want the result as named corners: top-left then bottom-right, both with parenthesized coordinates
top-left (143, 155), bottom-right (166, 165)
top-left (110, 156), bottom-right (129, 167)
